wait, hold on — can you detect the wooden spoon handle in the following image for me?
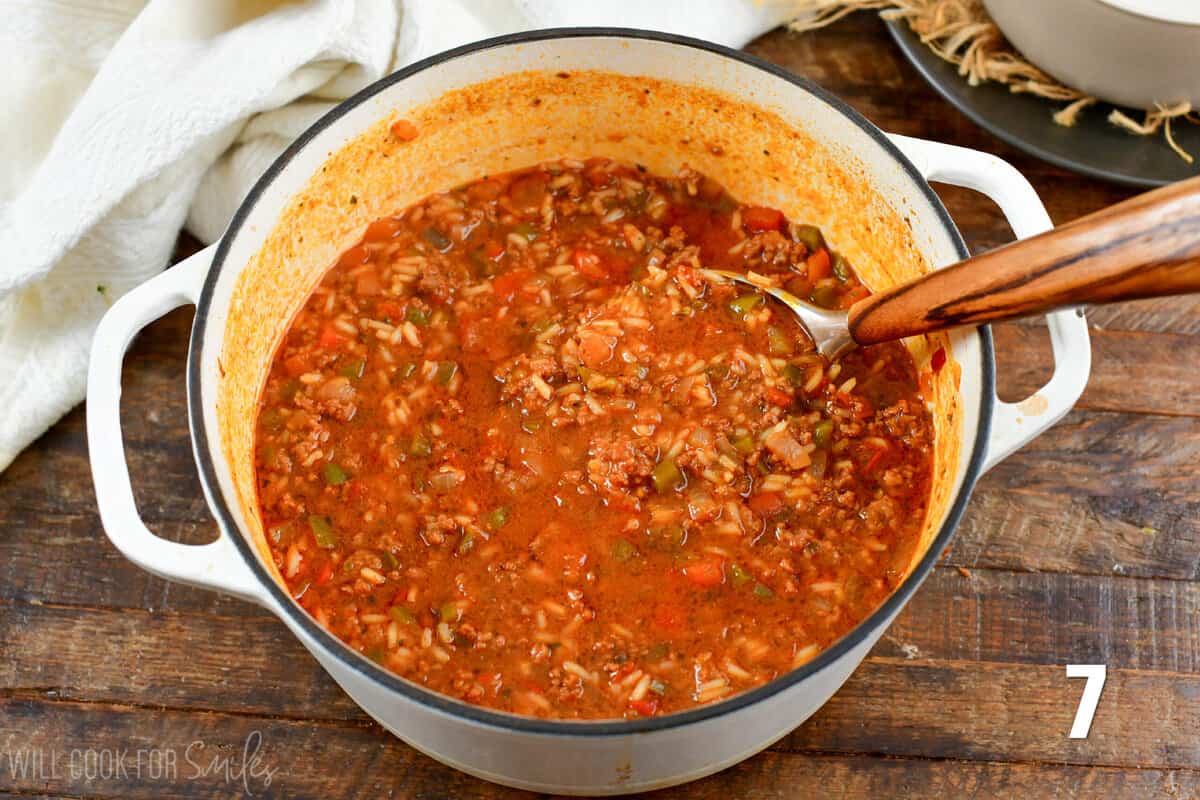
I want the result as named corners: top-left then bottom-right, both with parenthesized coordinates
top-left (846, 174), bottom-right (1200, 346)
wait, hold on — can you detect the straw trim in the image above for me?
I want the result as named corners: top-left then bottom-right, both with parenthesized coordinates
top-left (788, 0), bottom-right (1196, 163)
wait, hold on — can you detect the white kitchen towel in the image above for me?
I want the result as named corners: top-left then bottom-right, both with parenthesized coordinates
top-left (0, 0), bottom-right (802, 472)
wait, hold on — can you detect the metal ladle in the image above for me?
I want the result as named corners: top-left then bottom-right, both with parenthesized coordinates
top-left (706, 174), bottom-right (1200, 359)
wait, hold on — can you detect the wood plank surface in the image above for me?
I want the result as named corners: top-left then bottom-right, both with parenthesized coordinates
top-left (2, 13), bottom-right (1197, 800)
top-left (5, 567), bottom-right (1200, 725)
top-left (993, 324), bottom-right (1200, 417)
top-left (6, 698), bottom-right (1198, 799)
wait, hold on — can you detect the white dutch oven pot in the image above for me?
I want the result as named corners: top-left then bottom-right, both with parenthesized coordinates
top-left (87, 30), bottom-right (1090, 795)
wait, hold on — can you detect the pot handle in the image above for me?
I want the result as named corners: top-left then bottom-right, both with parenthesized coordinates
top-left (888, 134), bottom-right (1091, 473)
top-left (87, 246), bottom-right (269, 606)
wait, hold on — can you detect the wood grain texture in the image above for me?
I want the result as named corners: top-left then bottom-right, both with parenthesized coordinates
top-left (947, 411), bottom-right (1200, 581)
top-left (2, 14), bottom-right (1197, 800)
top-left (4, 568), bottom-right (1199, 725)
top-left (782, 659), bottom-right (1200, 768)
top-left (5, 698), bottom-right (1197, 800)
top-left (848, 175), bottom-right (1200, 344)
top-left (993, 324), bottom-right (1200, 417)
top-left (1084, 294), bottom-right (1200, 335)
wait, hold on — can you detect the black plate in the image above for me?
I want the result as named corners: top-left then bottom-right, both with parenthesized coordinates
top-left (887, 19), bottom-right (1200, 187)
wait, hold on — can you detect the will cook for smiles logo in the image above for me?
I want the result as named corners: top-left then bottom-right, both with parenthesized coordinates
top-left (1, 730), bottom-right (280, 795)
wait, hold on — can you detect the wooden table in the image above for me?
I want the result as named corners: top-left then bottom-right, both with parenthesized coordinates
top-left (4, 14), bottom-right (1197, 799)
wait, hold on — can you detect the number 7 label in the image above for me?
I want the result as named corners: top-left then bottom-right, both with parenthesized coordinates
top-left (1066, 664), bottom-right (1106, 738)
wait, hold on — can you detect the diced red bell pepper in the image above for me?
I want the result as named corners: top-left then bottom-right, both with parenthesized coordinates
top-left (313, 559), bottom-right (334, 586)
top-left (376, 300), bottom-right (404, 321)
top-left (806, 249), bottom-right (832, 281)
top-left (317, 324), bottom-right (350, 350)
top-left (843, 284), bottom-right (871, 304)
top-left (765, 387), bottom-right (793, 407)
top-left (683, 557), bottom-right (725, 588)
top-left (572, 248), bottom-right (606, 281)
top-left (742, 206), bottom-right (784, 232)
top-left (492, 268), bottom-right (534, 301)
top-left (748, 491), bottom-right (784, 515)
top-left (629, 697), bottom-right (660, 716)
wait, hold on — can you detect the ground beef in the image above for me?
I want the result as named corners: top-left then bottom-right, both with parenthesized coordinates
top-left (586, 432), bottom-right (658, 495)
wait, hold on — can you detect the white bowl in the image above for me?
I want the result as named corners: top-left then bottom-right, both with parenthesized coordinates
top-left (985, 0), bottom-right (1200, 109)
